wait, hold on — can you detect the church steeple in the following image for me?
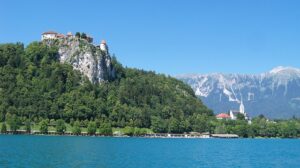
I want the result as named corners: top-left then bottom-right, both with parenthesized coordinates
top-left (239, 99), bottom-right (245, 114)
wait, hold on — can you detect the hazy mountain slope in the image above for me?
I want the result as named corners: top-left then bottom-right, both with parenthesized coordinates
top-left (177, 66), bottom-right (300, 119)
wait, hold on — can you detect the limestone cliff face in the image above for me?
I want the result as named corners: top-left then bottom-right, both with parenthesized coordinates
top-left (52, 38), bottom-right (115, 83)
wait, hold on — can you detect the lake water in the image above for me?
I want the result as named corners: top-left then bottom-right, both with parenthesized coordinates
top-left (0, 135), bottom-right (300, 168)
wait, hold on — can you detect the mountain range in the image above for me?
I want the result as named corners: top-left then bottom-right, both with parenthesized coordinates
top-left (177, 66), bottom-right (300, 119)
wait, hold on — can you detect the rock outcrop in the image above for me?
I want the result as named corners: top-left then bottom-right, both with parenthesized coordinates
top-left (45, 37), bottom-right (115, 83)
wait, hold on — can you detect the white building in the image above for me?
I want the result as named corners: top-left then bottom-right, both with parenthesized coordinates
top-left (239, 100), bottom-right (245, 114)
top-left (100, 40), bottom-right (108, 52)
top-left (229, 100), bottom-right (249, 120)
top-left (41, 31), bottom-right (58, 40)
top-left (229, 110), bottom-right (238, 120)
top-left (67, 32), bottom-right (73, 37)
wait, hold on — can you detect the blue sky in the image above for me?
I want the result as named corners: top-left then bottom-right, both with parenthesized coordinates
top-left (1, 0), bottom-right (300, 75)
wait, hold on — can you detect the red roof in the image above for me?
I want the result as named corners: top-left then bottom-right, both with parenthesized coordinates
top-left (56, 34), bottom-right (65, 38)
top-left (42, 31), bottom-right (58, 35)
top-left (216, 113), bottom-right (230, 118)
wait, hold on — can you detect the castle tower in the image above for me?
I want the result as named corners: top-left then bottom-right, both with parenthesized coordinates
top-left (67, 32), bottom-right (73, 37)
top-left (100, 40), bottom-right (108, 52)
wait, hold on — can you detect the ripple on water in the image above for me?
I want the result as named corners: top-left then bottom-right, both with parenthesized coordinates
top-left (0, 135), bottom-right (300, 168)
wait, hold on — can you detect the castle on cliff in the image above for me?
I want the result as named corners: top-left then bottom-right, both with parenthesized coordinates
top-left (41, 31), bottom-right (108, 52)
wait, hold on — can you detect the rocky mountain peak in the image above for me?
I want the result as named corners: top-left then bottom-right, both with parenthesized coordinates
top-left (177, 67), bottom-right (300, 119)
top-left (269, 66), bottom-right (300, 74)
top-left (268, 66), bottom-right (300, 80)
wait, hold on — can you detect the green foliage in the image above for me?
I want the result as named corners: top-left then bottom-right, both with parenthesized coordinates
top-left (134, 127), bottom-right (148, 136)
top-left (214, 124), bottom-right (226, 134)
top-left (7, 114), bottom-right (21, 132)
top-left (108, 67), bottom-right (213, 132)
top-left (25, 119), bottom-right (31, 133)
top-left (151, 116), bottom-right (167, 133)
top-left (233, 121), bottom-right (249, 137)
top-left (211, 116), bottom-right (300, 138)
top-left (1, 42), bottom-right (300, 137)
top-left (190, 114), bottom-right (212, 133)
top-left (72, 120), bottom-right (81, 135)
top-left (278, 121), bottom-right (298, 138)
top-left (0, 43), bottom-right (24, 68)
top-left (168, 117), bottom-right (181, 133)
top-left (39, 120), bottom-right (48, 134)
top-left (25, 42), bottom-right (58, 66)
top-left (1, 123), bottom-right (7, 133)
top-left (81, 33), bottom-right (87, 39)
top-left (87, 121), bottom-right (97, 135)
top-left (123, 126), bottom-right (135, 136)
top-left (122, 127), bottom-right (149, 136)
top-left (98, 122), bottom-right (112, 136)
top-left (0, 42), bottom-right (213, 134)
top-left (56, 119), bottom-right (66, 134)
top-left (236, 113), bottom-right (245, 120)
top-left (75, 32), bottom-right (81, 38)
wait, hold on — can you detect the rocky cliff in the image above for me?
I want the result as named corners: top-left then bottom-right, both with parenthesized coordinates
top-left (45, 37), bottom-right (115, 83)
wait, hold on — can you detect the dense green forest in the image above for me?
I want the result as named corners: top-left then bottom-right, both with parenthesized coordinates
top-left (1, 42), bottom-right (300, 138)
top-left (0, 42), bottom-right (212, 134)
top-left (213, 115), bottom-right (300, 138)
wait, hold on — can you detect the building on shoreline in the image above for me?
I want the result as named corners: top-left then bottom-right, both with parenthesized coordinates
top-left (216, 99), bottom-right (251, 122)
top-left (229, 100), bottom-right (250, 120)
top-left (216, 113), bottom-right (231, 120)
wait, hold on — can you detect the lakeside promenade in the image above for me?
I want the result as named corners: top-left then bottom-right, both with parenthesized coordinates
top-left (0, 130), bottom-right (239, 138)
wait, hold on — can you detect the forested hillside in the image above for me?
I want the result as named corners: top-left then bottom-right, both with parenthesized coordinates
top-left (0, 42), bottom-right (212, 133)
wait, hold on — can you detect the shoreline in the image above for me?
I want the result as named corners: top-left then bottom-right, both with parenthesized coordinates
top-left (0, 130), bottom-right (237, 139)
top-left (0, 133), bottom-right (300, 139)
top-left (2, 130), bottom-right (299, 139)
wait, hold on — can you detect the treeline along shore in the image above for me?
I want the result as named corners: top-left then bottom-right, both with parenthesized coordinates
top-left (1, 40), bottom-right (300, 139)
top-left (1, 115), bottom-right (300, 138)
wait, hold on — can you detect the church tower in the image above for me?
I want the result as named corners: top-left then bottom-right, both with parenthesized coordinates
top-left (239, 99), bottom-right (245, 114)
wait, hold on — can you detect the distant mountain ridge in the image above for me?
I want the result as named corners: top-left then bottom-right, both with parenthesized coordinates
top-left (177, 66), bottom-right (300, 119)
